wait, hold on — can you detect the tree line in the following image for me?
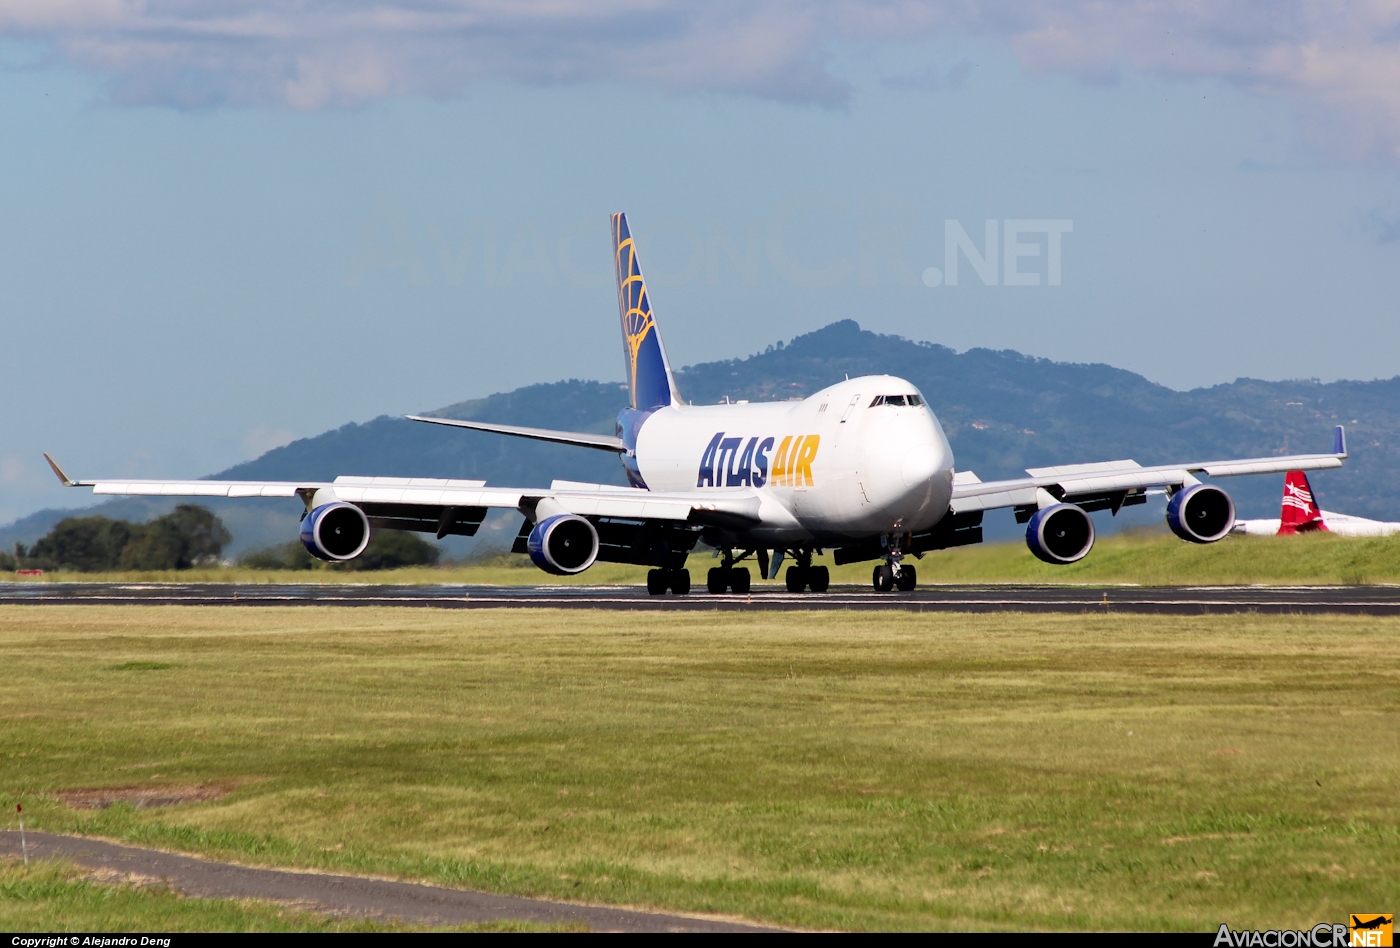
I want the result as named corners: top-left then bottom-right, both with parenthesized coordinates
top-left (3, 505), bottom-right (442, 573)
top-left (3, 505), bottom-right (231, 572)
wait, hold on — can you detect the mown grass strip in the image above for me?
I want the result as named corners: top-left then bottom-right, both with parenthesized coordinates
top-left (7, 530), bottom-right (1400, 586)
top-left (1, 606), bottom-right (1396, 931)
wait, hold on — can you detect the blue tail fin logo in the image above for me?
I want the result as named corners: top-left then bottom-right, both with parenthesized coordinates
top-left (613, 213), bottom-right (679, 410)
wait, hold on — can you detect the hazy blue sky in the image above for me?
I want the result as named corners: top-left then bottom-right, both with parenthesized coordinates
top-left (2, 2), bottom-right (1399, 523)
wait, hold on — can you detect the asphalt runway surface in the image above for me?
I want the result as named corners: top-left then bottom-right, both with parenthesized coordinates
top-left (4, 581), bottom-right (1400, 613)
top-left (0, 831), bottom-right (776, 932)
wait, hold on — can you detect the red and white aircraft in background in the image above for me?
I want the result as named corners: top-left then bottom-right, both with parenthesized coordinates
top-left (1232, 470), bottom-right (1400, 537)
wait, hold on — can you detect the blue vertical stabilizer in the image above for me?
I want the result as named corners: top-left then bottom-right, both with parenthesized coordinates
top-left (613, 213), bottom-right (680, 410)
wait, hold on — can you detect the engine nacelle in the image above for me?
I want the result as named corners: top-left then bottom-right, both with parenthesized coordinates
top-left (527, 514), bottom-right (599, 575)
top-left (1026, 503), bottom-right (1096, 565)
top-left (300, 502), bottom-right (371, 561)
top-left (1166, 484), bottom-right (1235, 543)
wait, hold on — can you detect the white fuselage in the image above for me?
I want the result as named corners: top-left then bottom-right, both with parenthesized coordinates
top-left (1233, 512), bottom-right (1400, 537)
top-left (633, 376), bottom-right (954, 545)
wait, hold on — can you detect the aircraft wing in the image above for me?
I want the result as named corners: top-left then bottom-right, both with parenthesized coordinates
top-left (950, 426), bottom-right (1348, 516)
top-left (44, 456), bottom-right (760, 540)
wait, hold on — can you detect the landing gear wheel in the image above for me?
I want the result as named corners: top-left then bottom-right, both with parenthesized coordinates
top-left (670, 568), bottom-right (691, 595)
top-left (785, 566), bottom-right (808, 592)
top-left (808, 565), bottom-right (830, 592)
top-left (647, 568), bottom-right (667, 595)
top-left (730, 567), bottom-right (751, 594)
top-left (872, 564), bottom-right (894, 592)
top-left (895, 565), bottom-right (916, 592)
top-left (707, 567), bottom-right (727, 594)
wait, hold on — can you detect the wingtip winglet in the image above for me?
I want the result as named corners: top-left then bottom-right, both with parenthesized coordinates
top-left (43, 453), bottom-right (75, 487)
top-left (1334, 425), bottom-right (1347, 458)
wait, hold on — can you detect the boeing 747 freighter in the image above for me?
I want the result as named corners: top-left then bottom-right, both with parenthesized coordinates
top-left (46, 215), bottom-right (1348, 594)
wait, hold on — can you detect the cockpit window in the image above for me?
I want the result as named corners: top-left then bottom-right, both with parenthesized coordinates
top-left (871, 394), bottom-right (918, 407)
top-left (907, 394), bottom-right (923, 406)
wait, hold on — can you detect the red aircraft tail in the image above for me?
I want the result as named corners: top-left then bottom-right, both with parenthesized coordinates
top-left (1278, 470), bottom-right (1328, 534)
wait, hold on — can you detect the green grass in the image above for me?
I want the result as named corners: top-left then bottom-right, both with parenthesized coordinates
top-left (8, 530), bottom-right (1400, 586)
top-left (0, 858), bottom-right (570, 931)
top-left (2, 605), bottom-right (1397, 931)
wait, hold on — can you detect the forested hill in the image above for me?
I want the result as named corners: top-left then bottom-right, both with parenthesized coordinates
top-left (5, 320), bottom-right (1398, 553)
top-left (224, 319), bottom-right (1396, 519)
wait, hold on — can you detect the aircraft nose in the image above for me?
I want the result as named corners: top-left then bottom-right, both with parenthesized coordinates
top-left (900, 444), bottom-right (941, 489)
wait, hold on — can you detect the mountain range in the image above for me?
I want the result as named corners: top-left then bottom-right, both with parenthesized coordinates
top-left (4, 320), bottom-right (1395, 556)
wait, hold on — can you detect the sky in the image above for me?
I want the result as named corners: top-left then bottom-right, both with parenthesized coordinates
top-left (2, 1), bottom-right (1399, 524)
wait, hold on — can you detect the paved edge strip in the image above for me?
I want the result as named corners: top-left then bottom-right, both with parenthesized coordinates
top-left (0, 832), bottom-right (779, 932)
top-left (5, 583), bottom-right (1400, 614)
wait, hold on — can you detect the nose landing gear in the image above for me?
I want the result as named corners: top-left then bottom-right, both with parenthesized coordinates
top-left (872, 535), bottom-right (917, 592)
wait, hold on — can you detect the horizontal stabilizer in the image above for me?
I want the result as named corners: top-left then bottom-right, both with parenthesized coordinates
top-left (407, 415), bottom-right (627, 452)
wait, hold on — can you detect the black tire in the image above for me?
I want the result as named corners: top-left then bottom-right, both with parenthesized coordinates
top-left (730, 567), bottom-right (751, 594)
top-left (895, 564), bottom-right (916, 591)
top-left (872, 564), bottom-right (894, 592)
top-left (647, 568), bottom-right (667, 595)
top-left (707, 567), bottom-right (727, 594)
top-left (808, 565), bottom-right (830, 592)
top-left (785, 566), bottom-right (807, 592)
top-left (670, 569), bottom-right (691, 595)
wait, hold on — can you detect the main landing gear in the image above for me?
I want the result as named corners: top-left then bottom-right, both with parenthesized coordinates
top-left (707, 548), bottom-right (751, 593)
top-left (703, 548), bottom-right (829, 593)
top-left (783, 547), bottom-right (830, 593)
top-left (646, 568), bottom-right (690, 596)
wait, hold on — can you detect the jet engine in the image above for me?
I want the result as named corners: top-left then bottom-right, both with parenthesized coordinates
top-left (527, 514), bottom-right (600, 575)
top-left (1166, 484), bottom-right (1235, 543)
top-left (1026, 503), bottom-right (1095, 564)
top-left (300, 502), bottom-right (371, 561)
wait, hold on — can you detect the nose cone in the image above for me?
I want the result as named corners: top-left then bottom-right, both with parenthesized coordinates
top-left (901, 444), bottom-right (941, 489)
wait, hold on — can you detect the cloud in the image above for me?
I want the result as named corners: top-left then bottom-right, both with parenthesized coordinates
top-left (5, 1), bottom-right (1400, 160)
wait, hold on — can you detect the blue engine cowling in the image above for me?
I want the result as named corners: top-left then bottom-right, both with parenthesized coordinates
top-left (1166, 484), bottom-right (1235, 543)
top-left (527, 514), bottom-right (599, 575)
top-left (300, 502), bottom-right (371, 561)
top-left (1026, 503), bottom-right (1095, 565)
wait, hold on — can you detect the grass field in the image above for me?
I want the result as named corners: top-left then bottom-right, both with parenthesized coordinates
top-left (7, 530), bottom-right (1400, 587)
top-left (1, 605), bottom-right (1397, 931)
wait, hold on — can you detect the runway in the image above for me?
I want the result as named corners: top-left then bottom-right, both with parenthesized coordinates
top-left (4, 581), bottom-right (1400, 613)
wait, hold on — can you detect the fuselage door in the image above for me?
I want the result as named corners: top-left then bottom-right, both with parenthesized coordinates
top-left (839, 394), bottom-right (862, 424)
